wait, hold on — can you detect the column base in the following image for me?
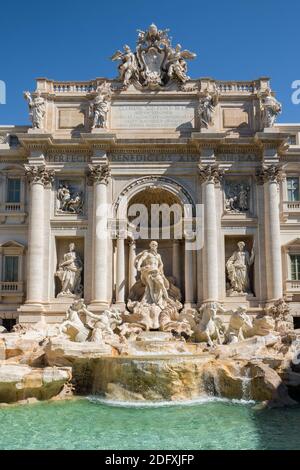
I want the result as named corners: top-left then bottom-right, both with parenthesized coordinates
top-left (18, 303), bottom-right (46, 324)
top-left (88, 301), bottom-right (110, 313)
top-left (115, 302), bottom-right (126, 312)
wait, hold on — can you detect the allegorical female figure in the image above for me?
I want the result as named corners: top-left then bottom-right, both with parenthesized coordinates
top-left (226, 241), bottom-right (255, 294)
top-left (56, 242), bottom-right (83, 297)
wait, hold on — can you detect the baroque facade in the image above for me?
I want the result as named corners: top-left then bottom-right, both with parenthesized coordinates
top-left (0, 24), bottom-right (300, 328)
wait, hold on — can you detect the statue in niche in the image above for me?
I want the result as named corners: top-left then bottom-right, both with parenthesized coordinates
top-left (23, 90), bottom-right (46, 129)
top-left (124, 241), bottom-right (191, 335)
top-left (224, 182), bottom-right (250, 213)
top-left (258, 88), bottom-right (282, 128)
top-left (56, 242), bottom-right (83, 297)
top-left (90, 82), bottom-right (112, 129)
top-left (226, 241), bottom-right (255, 295)
top-left (135, 240), bottom-right (170, 310)
top-left (198, 89), bottom-right (218, 128)
top-left (57, 183), bottom-right (84, 214)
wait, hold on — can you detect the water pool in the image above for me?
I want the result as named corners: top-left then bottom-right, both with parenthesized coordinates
top-left (0, 398), bottom-right (299, 450)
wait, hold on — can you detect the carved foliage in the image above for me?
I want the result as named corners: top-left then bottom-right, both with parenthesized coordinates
top-left (87, 164), bottom-right (111, 185)
top-left (24, 164), bottom-right (55, 187)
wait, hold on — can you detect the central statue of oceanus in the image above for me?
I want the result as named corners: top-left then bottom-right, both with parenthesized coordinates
top-left (135, 241), bottom-right (170, 309)
top-left (125, 241), bottom-right (192, 335)
top-left (111, 23), bottom-right (196, 90)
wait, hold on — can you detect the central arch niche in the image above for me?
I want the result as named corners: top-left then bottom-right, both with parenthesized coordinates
top-left (127, 187), bottom-right (184, 241)
top-left (113, 176), bottom-right (196, 306)
top-left (126, 186), bottom-right (185, 296)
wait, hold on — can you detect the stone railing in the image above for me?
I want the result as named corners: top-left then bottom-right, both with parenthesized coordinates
top-left (282, 201), bottom-right (300, 216)
top-left (0, 281), bottom-right (23, 293)
top-left (52, 81), bottom-right (98, 93)
top-left (3, 202), bottom-right (22, 212)
top-left (217, 81), bottom-right (260, 93)
top-left (285, 280), bottom-right (300, 293)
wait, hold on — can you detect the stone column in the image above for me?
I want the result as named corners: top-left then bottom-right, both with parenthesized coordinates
top-left (257, 164), bottom-right (285, 301)
top-left (184, 236), bottom-right (194, 306)
top-left (199, 164), bottom-right (224, 303)
top-left (88, 164), bottom-right (111, 308)
top-left (24, 165), bottom-right (54, 304)
top-left (116, 233), bottom-right (125, 307)
top-left (128, 239), bottom-right (137, 290)
top-left (172, 240), bottom-right (181, 288)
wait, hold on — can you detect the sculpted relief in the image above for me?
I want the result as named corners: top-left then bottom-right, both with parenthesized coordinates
top-left (111, 23), bottom-right (196, 90)
top-left (224, 181), bottom-right (251, 214)
top-left (56, 181), bottom-right (84, 214)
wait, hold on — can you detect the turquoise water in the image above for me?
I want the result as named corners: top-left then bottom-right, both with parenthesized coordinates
top-left (0, 398), bottom-right (300, 450)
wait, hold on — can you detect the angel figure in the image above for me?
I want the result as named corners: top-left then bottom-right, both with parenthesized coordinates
top-left (111, 45), bottom-right (139, 87)
top-left (166, 44), bottom-right (196, 83)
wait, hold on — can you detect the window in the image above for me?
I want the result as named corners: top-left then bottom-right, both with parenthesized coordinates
top-left (4, 256), bottom-right (18, 282)
top-left (6, 178), bottom-right (21, 203)
top-left (287, 177), bottom-right (300, 202)
top-left (288, 135), bottom-right (297, 145)
top-left (291, 254), bottom-right (300, 281)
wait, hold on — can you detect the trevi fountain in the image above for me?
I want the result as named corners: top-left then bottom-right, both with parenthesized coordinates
top-left (0, 24), bottom-right (300, 450)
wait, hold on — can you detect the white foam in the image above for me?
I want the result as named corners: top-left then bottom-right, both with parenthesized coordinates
top-left (88, 395), bottom-right (255, 408)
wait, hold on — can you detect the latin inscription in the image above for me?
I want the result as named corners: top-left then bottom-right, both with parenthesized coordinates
top-left (109, 154), bottom-right (198, 162)
top-left (111, 103), bottom-right (195, 129)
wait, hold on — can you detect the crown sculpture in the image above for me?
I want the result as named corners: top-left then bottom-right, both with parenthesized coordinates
top-left (111, 23), bottom-right (196, 90)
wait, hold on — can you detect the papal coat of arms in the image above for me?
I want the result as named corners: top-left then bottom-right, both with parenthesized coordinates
top-left (111, 23), bottom-right (196, 90)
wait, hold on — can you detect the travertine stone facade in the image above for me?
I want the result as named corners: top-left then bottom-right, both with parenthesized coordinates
top-left (0, 25), bottom-right (300, 326)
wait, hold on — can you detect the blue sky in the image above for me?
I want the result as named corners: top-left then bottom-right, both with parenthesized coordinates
top-left (0, 0), bottom-right (299, 124)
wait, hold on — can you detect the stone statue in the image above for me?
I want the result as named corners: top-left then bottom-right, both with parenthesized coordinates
top-left (226, 241), bottom-right (255, 294)
top-left (166, 44), bottom-right (196, 83)
top-left (124, 241), bottom-right (189, 335)
top-left (57, 183), bottom-right (83, 214)
top-left (24, 90), bottom-right (46, 129)
top-left (111, 45), bottom-right (139, 87)
top-left (56, 243), bottom-right (83, 297)
top-left (90, 82), bottom-right (112, 129)
top-left (194, 302), bottom-right (226, 346)
top-left (60, 299), bottom-right (122, 346)
top-left (224, 182), bottom-right (250, 213)
top-left (59, 299), bottom-right (90, 342)
top-left (111, 24), bottom-right (196, 89)
top-left (225, 306), bottom-right (253, 343)
top-left (259, 88), bottom-right (282, 128)
top-left (198, 89), bottom-right (218, 128)
top-left (135, 241), bottom-right (169, 309)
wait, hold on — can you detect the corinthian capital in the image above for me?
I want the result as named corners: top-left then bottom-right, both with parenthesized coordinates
top-left (87, 164), bottom-right (111, 185)
top-left (24, 164), bottom-right (55, 187)
top-left (198, 164), bottom-right (224, 184)
top-left (256, 164), bottom-right (286, 185)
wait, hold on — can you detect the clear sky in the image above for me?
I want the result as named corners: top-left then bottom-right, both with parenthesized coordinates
top-left (0, 0), bottom-right (299, 125)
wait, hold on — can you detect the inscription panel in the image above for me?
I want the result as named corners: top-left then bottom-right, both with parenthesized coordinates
top-left (111, 102), bottom-right (195, 129)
